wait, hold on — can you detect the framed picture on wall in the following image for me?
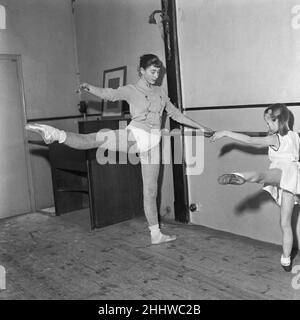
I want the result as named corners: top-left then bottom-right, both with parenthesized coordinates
top-left (102, 66), bottom-right (127, 117)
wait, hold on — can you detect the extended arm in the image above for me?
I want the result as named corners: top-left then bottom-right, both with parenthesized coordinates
top-left (79, 82), bottom-right (128, 102)
top-left (176, 114), bottom-right (213, 132)
top-left (164, 99), bottom-right (213, 134)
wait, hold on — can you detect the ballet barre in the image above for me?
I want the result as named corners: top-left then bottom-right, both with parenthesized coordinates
top-left (161, 129), bottom-right (215, 138)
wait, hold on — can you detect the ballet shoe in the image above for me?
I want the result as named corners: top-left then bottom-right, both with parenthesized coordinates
top-left (151, 233), bottom-right (177, 245)
top-left (218, 173), bottom-right (246, 185)
top-left (25, 123), bottom-right (65, 144)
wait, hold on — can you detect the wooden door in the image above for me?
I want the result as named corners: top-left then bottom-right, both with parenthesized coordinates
top-left (0, 56), bottom-right (33, 218)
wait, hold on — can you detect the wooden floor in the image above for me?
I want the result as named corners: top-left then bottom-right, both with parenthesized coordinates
top-left (0, 209), bottom-right (299, 300)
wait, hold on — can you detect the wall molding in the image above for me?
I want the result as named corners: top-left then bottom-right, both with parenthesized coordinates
top-left (183, 102), bottom-right (300, 112)
top-left (27, 113), bottom-right (102, 123)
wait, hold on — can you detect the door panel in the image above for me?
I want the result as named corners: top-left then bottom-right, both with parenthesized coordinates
top-left (0, 57), bottom-right (32, 218)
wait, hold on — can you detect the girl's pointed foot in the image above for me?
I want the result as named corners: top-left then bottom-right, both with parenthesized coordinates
top-left (25, 123), bottom-right (66, 144)
top-left (218, 173), bottom-right (246, 185)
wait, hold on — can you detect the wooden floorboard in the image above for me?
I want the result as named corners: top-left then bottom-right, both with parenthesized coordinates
top-left (0, 209), bottom-right (299, 300)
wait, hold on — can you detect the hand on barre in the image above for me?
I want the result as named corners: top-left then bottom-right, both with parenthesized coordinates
top-left (161, 128), bottom-right (215, 137)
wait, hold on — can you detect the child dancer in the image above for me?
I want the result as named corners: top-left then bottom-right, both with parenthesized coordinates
top-left (211, 103), bottom-right (300, 271)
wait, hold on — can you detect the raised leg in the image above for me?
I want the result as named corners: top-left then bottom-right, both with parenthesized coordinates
top-left (218, 169), bottom-right (282, 186)
top-left (64, 132), bottom-right (102, 149)
top-left (26, 123), bottom-right (139, 153)
top-left (242, 169), bottom-right (282, 185)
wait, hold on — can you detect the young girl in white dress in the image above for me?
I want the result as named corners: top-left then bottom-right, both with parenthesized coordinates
top-left (211, 103), bottom-right (300, 272)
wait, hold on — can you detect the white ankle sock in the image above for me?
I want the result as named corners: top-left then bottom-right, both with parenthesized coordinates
top-left (149, 224), bottom-right (160, 238)
top-left (149, 224), bottom-right (176, 245)
top-left (57, 130), bottom-right (67, 143)
top-left (280, 254), bottom-right (291, 266)
top-left (45, 126), bottom-right (66, 143)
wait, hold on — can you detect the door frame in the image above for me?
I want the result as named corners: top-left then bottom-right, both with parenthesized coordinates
top-left (161, 0), bottom-right (189, 223)
top-left (0, 54), bottom-right (36, 214)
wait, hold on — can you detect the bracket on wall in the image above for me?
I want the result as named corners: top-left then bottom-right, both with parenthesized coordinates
top-left (148, 2), bottom-right (172, 61)
top-left (71, 0), bottom-right (76, 14)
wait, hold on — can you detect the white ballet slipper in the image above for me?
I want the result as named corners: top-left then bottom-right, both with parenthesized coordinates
top-left (25, 123), bottom-right (66, 144)
top-left (218, 173), bottom-right (246, 185)
top-left (151, 233), bottom-right (177, 245)
top-left (280, 254), bottom-right (292, 272)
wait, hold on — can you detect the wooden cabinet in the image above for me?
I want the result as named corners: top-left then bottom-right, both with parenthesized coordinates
top-left (49, 119), bottom-right (144, 230)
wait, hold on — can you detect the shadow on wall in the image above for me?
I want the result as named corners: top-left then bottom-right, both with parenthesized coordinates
top-left (219, 144), bottom-right (268, 157)
top-left (234, 190), bottom-right (272, 215)
top-left (28, 140), bottom-right (50, 165)
top-left (156, 65), bottom-right (166, 87)
top-left (234, 190), bottom-right (300, 252)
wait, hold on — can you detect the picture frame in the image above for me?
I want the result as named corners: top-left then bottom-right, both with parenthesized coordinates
top-left (102, 66), bottom-right (127, 117)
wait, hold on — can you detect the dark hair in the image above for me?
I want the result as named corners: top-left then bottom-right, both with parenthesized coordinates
top-left (264, 103), bottom-right (290, 136)
top-left (138, 54), bottom-right (162, 72)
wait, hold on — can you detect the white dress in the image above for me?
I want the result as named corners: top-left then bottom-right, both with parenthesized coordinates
top-left (263, 131), bottom-right (300, 205)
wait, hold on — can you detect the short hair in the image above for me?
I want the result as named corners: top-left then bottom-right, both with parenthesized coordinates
top-left (139, 54), bottom-right (162, 70)
top-left (264, 103), bottom-right (290, 136)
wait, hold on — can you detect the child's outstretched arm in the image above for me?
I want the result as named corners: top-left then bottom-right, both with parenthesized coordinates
top-left (211, 130), bottom-right (279, 148)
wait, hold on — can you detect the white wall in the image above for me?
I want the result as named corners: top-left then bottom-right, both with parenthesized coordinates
top-left (0, 0), bottom-right (80, 209)
top-left (74, 0), bottom-right (175, 218)
top-left (177, 0), bottom-right (300, 246)
top-left (75, 0), bottom-right (164, 90)
top-left (177, 0), bottom-right (300, 107)
top-left (0, 0), bottom-right (79, 119)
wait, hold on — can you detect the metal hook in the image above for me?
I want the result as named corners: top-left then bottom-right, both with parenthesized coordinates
top-left (148, 9), bottom-right (170, 24)
top-left (148, 8), bottom-right (172, 60)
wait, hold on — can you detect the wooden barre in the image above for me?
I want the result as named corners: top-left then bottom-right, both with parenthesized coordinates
top-left (161, 130), bottom-right (215, 137)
